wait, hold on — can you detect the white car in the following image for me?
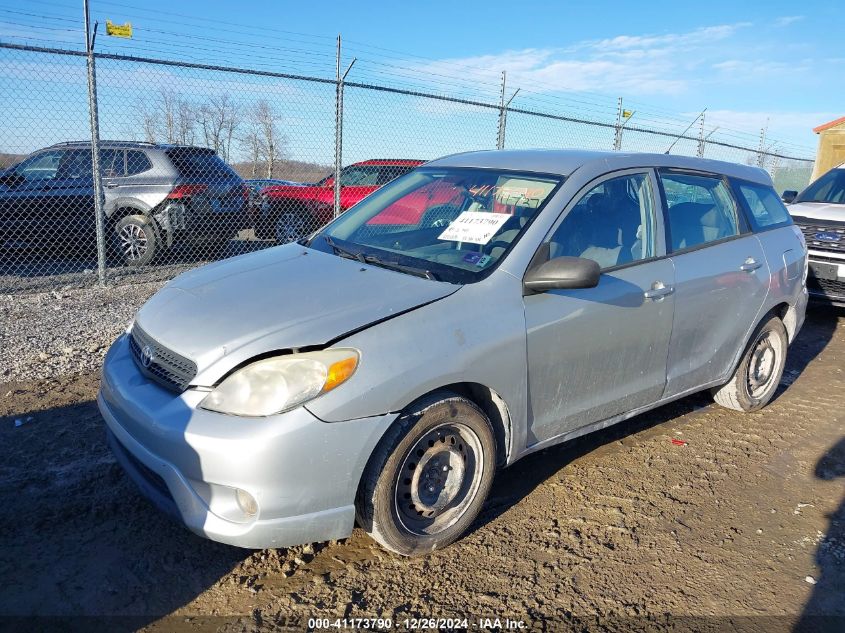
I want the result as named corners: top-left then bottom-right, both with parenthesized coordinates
top-left (783, 164), bottom-right (845, 306)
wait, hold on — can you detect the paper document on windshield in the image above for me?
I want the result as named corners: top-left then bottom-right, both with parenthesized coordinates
top-left (437, 211), bottom-right (511, 245)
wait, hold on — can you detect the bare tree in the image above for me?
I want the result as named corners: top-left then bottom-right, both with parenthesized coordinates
top-left (176, 100), bottom-right (195, 145)
top-left (197, 94), bottom-right (239, 161)
top-left (241, 128), bottom-right (261, 178)
top-left (138, 90), bottom-right (195, 145)
top-left (140, 102), bottom-right (158, 143)
top-left (254, 100), bottom-right (282, 178)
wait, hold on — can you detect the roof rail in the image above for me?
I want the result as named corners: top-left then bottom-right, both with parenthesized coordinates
top-left (47, 140), bottom-right (158, 147)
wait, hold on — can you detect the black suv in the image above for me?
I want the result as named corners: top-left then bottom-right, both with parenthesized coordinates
top-left (0, 141), bottom-right (247, 266)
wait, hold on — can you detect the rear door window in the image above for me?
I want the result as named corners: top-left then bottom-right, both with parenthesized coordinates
top-left (659, 171), bottom-right (740, 251)
top-left (734, 180), bottom-right (792, 229)
top-left (100, 149), bottom-right (121, 177)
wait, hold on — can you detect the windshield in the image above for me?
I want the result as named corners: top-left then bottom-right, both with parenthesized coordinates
top-left (310, 167), bottom-right (562, 284)
top-left (795, 168), bottom-right (845, 204)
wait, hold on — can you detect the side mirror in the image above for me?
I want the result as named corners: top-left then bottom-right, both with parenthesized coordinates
top-left (782, 190), bottom-right (798, 204)
top-left (524, 256), bottom-right (601, 293)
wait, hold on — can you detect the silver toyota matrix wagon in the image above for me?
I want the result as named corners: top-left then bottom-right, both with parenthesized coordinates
top-left (99, 150), bottom-right (808, 556)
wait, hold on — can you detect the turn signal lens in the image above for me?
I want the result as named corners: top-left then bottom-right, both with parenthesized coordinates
top-left (324, 356), bottom-right (359, 393)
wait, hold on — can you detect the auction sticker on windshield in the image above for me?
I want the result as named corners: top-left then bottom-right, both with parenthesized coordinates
top-left (438, 211), bottom-right (511, 245)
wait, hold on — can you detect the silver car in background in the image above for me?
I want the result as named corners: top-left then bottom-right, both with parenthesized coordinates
top-left (99, 149), bottom-right (807, 556)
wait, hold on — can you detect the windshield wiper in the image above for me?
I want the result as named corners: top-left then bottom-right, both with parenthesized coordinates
top-left (323, 235), bottom-right (366, 262)
top-left (323, 235), bottom-right (438, 280)
top-left (359, 253), bottom-right (439, 281)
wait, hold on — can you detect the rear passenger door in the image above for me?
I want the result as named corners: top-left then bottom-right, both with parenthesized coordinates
top-left (659, 169), bottom-right (769, 398)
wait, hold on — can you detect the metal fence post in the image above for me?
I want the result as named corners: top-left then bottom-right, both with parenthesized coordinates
top-left (613, 97), bottom-right (623, 151)
top-left (333, 35), bottom-right (355, 219)
top-left (333, 36), bottom-right (343, 219)
top-left (696, 112), bottom-right (706, 158)
top-left (83, 0), bottom-right (107, 286)
top-left (496, 71), bottom-right (519, 151)
top-left (496, 71), bottom-right (507, 150)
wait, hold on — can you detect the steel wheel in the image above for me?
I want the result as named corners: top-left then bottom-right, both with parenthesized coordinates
top-left (119, 222), bottom-right (149, 261)
top-left (713, 315), bottom-right (788, 412)
top-left (394, 422), bottom-right (485, 536)
top-left (746, 330), bottom-right (780, 399)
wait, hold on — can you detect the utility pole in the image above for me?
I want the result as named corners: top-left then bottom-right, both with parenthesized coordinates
top-left (84, 0), bottom-right (107, 285)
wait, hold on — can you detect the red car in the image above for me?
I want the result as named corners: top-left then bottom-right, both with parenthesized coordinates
top-left (257, 159), bottom-right (425, 243)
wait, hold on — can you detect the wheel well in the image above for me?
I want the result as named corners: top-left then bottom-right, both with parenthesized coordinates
top-left (771, 301), bottom-right (801, 343)
top-left (407, 382), bottom-right (512, 467)
top-left (109, 206), bottom-right (148, 227)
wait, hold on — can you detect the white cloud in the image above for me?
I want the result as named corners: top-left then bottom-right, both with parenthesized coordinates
top-left (409, 23), bottom-right (753, 97)
top-left (774, 16), bottom-right (805, 27)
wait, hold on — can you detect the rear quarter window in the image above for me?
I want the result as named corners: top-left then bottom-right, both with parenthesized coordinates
top-left (126, 150), bottom-right (153, 176)
top-left (733, 180), bottom-right (792, 229)
top-left (166, 148), bottom-right (237, 179)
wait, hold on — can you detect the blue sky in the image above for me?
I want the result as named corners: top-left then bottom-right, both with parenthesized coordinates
top-left (1, 0), bottom-right (842, 158)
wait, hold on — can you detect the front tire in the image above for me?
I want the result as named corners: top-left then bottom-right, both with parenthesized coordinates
top-left (712, 315), bottom-right (788, 412)
top-left (114, 215), bottom-right (158, 267)
top-left (356, 393), bottom-right (497, 556)
top-left (275, 211), bottom-right (311, 244)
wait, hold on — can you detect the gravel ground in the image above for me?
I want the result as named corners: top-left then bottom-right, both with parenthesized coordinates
top-left (0, 281), bottom-right (164, 382)
top-left (0, 306), bottom-right (843, 631)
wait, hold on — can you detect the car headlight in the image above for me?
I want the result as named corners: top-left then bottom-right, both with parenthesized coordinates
top-left (199, 349), bottom-right (359, 417)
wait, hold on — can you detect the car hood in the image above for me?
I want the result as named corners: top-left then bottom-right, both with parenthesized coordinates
top-left (788, 201), bottom-right (845, 223)
top-left (134, 244), bottom-right (459, 379)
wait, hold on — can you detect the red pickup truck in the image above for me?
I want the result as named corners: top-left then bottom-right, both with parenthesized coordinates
top-left (256, 159), bottom-right (426, 242)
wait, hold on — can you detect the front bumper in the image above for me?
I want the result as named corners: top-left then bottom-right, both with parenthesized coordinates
top-left (98, 335), bottom-right (396, 549)
top-left (807, 252), bottom-right (845, 306)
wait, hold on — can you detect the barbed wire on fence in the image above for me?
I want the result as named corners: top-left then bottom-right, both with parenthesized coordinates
top-left (0, 36), bottom-right (815, 295)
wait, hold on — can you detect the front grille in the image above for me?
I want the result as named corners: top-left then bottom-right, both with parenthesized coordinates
top-left (808, 276), bottom-right (845, 298)
top-left (795, 221), bottom-right (845, 254)
top-left (129, 326), bottom-right (197, 392)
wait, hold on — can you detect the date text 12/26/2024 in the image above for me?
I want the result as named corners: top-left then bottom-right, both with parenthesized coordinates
top-left (308, 617), bottom-right (528, 630)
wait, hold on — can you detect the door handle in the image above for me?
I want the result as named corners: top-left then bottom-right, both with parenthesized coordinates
top-left (644, 281), bottom-right (675, 300)
top-left (740, 257), bottom-right (762, 272)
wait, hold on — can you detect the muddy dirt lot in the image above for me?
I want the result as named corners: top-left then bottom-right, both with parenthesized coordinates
top-left (1, 308), bottom-right (844, 631)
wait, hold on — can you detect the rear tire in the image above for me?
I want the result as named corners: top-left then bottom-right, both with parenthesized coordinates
top-left (712, 315), bottom-right (788, 412)
top-left (356, 393), bottom-right (497, 556)
top-left (114, 215), bottom-right (158, 267)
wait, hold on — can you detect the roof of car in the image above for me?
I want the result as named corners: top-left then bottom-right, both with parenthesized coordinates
top-left (45, 140), bottom-right (212, 151)
top-left (354, 159), bottom-right (425, 166)
top-left (425, 149), bottom-right (773, 185)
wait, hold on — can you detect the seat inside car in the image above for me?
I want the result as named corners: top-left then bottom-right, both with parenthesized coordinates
top-left (668, 201), bottom-right (732, 250)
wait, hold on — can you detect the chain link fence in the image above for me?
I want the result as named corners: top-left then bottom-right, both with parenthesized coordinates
top-left (0, 41), bottom-right (815, 295)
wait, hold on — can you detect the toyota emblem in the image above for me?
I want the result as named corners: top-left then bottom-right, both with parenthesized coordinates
top-left (140, 344), bottom-right (155, 368)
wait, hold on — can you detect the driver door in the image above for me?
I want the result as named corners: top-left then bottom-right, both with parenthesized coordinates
top-left (523, 170), bottom-right (675, 445)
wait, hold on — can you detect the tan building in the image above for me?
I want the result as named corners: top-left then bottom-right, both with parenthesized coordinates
top-left (811, 116), bottom-right (845, 182)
